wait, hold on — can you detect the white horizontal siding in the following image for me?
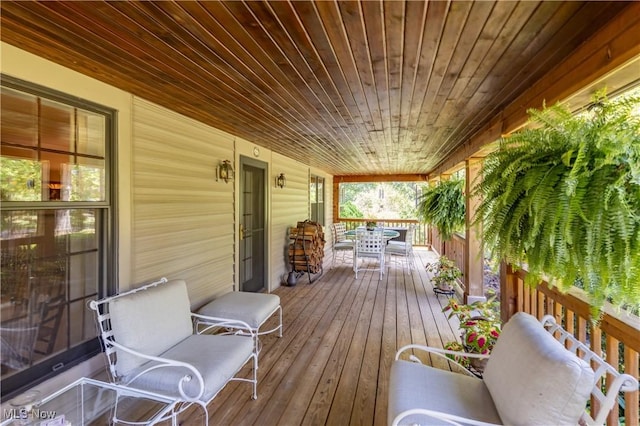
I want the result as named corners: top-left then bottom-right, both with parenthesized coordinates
top-left (271, 153), bottom-right (312, 287)
top-left (132, 97), bottom-right (235, 306)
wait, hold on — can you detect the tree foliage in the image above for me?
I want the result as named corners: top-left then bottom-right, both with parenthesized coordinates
top-left (474, 90), bottom-right (640, 314)
top-left (417, 179), bottom-right (465, 240)
top-left (339, 182), bottom-right (419, 219)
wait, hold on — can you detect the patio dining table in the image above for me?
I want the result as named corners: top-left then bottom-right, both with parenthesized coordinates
top-left (345, 228), bottom-right (401, 241)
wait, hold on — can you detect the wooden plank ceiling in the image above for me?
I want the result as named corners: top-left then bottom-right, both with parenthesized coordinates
top-left (0, 1), bottom-right (631, 176)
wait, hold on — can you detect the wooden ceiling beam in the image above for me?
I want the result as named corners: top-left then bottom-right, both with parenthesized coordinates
top-left (334, 174), bottom-right (428, 183)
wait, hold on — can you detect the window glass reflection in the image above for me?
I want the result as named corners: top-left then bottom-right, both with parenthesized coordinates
top-left (1, 209), bottom-right (100, 380)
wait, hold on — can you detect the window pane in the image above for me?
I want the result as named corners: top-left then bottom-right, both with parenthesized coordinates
top-left (1, 208), bottom-right (101, 380)
top-left (77, 110), bottom-right (105, 157)
top-left (1, 211), bottom-right (41, 243)
top-left (68, 159), bottom-right (106, 202)
top-left (309, 176), bottom-right (317, 204)
top-left (0, 155), bottom-right (41, 202)
top-left (40, 152), bottom-right (71, 201)
top-left (317, 178), bottom-right (324, 202)
top-left (0, 87), bottom-right (37, 148)
top-left (40, 99), bottom-right (74, 153)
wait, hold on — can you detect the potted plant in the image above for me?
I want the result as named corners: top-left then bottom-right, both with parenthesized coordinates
top-left (426, 255), bottom-right (462, 292)
top-left (365, 221), bottom-right (377, 231)
top-left (442, 297), bottom-right (501, 373)
top-left (417, 179), bottom-right (465, 241)
top-left (474, 90), bottom-right (640, 314)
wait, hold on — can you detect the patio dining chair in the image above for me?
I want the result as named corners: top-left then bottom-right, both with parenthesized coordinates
top-left (386, 224), bottom-right (416, 270)
top-left (354, 228), bottom-right (385, 280)
top-left (330, 222), bottom-right (354, 268)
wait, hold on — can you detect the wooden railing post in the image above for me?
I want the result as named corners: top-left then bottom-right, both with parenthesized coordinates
top-left (465, 158), bottom-right (483, 302)
top-left (500, 262), bottom-right (518, 323)
top-left (624, 347), bottom-right (639, 426)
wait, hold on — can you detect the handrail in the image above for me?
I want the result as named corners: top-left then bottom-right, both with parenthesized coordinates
top-left (338, 218), bottom-right (429, 246)
top-left (501, 263), bottom-right (640, 426)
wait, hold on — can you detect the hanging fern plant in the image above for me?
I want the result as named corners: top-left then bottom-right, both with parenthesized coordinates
top-left (474, 90), bottom-right (640, 314)
top-left (417, 179), bottom-right (465, 241)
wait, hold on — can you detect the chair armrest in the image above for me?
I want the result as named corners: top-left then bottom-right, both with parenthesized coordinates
top-left (108, 339), bottom-right (205, 402)
top-left (191, 313), bottom-right (257, 338)
top-left (391, 408), bottom-right (499, 426)
top-left (395, 343), bottom-right (490, 377)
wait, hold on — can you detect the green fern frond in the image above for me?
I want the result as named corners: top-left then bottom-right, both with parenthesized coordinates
top-left (417, 179), bottom-right (465, 241)
top-left (474, 90), bottom-right (640, 315)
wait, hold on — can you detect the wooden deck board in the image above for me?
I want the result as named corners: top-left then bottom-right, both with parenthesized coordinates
top-left (177, 248), bottom-right (459, 426)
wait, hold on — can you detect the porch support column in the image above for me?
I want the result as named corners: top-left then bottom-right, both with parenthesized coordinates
top-left (464, 158), bottom-right (484, 303)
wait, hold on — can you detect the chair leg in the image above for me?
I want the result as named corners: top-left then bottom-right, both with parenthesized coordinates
top-left (252, 352), bottom-right (258, 400)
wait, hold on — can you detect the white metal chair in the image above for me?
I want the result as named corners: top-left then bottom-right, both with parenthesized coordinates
top-left (89, 278), bottom-right (258, 426)
top-left (330, 222), bottom-right (354, 268)
top-left (386, 225), bottom-right (416, 270)
top-left (388, 312), bottom-right (639, 426)
top-left (353, 228), bottom-right (385, 280)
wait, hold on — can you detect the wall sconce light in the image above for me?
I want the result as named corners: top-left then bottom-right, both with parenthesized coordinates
top-left (216, 160), bottom-right (234, 183)
top-left (276, 173), bottom-right (286, 189)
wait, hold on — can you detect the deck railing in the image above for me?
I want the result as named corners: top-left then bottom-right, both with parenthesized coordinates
top-left (338, 218), bottom-right (429, 246)
top-left (501, 263), bottom-right (640, 426)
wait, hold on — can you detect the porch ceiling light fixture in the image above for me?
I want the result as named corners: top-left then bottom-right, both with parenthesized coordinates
top-left (276, 173), bottom-right (286, 189)
top-left (217, 160), bottom-right (234, 183)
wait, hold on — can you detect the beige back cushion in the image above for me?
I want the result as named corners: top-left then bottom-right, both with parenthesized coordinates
top-left (109, 279), bottom-right (194, 375)
top-left (483, 312), bottom-right (594, 425)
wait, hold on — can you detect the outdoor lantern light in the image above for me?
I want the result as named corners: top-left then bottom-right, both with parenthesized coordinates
top-left (276, 173), bottom-right (286, 188)
top-left (217, 160), bottom-right (234, 183)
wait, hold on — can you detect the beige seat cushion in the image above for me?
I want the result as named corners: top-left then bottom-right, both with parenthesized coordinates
top-left (388, 359), bottom-right (502, 425)
top-left (109, 279), bottom-right (193, 375)
top-left (483, 312), bottom-right (594, 425)
top-left (198, 291), bottom-right (280, 329)
top-left (124, 334), bottom-right (254, 401)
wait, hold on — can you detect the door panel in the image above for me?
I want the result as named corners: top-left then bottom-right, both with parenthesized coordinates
top-left (239, 157), bottom-right (266, 292)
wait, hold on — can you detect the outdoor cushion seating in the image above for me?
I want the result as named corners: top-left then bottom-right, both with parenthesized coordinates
top-left (89, 278), bottom-right (258, 426)
top-left (195, 290), bottom-right (282, 351)
top-left (385, 225), bottom-right (415, 270)
top-left (330, 222), bottom-right (354, 268)
top-left (388, 312), bottom-right (638, 426)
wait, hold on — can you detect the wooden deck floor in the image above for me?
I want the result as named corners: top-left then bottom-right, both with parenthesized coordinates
top-left (177, 247), bottom-right (458, 426)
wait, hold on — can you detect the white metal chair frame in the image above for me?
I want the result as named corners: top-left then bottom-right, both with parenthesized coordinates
top-left (353, 228), bottom-right (385, 280)
top-left (385, 225), bottom-right (416, 270)
top-left (391, 314), bottom-right (639, 426)
top-left (89, 278), bottom-right (258, 426)
top-left (330, 222), bottom-right (354, 268)
top-left (194, 303), bottom-right (282, 354)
